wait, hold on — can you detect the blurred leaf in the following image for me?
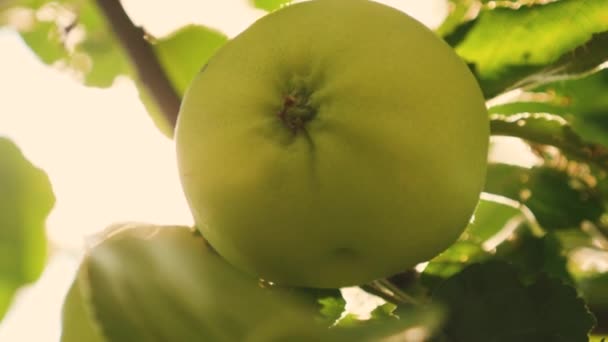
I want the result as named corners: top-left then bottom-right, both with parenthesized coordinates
top-left (19, 19), bottom-right (68, 64)
top-left (61, 280), bottom-right (105, 342)
top-left (578, 273), bottom-right (608, 312)
top-left (433, 261), bottom-right (595, 342)
top-left (369, 302), bottom-right (398, 320)
top-left (318, 296), bottom-right (346, 323)
top-left (578, 273), bottom-right (608, 336)
top-left (327, 305), bottom-right (444, 342)
top-left (4, 2), bottom-right (131, 86)
top-left (485, 164), bottom-right (604, 230)
top-left (152, 25), bottom-right (227, 96)
top-left (490, 68), bottom-right (608, 148)
top-left (78, 224), bottom-right (324, 342)
top-left (420, 199), bottom-right (520, 290)
top-left (496, 230), bottom-right (573, 284)
top-left (554, 228), bottom-right (594, 252)
top-left (3, 1), bottom-right (175, 137)
top-left (490, 112), bottom-right (608, 171)
top-left (438, 0), bottom-right (564, 38)
top-left (436, 0), bottom-right (478, 38)
top-left (0, 137), bottom-right (54, 321)
top-left (251, 0), bottom-right (292, 12)
top-left (73, 1), bottom-right (132, 88)
top-left (421, 241), bottom-right (491, 291)
top-left (66, 223), bottom-right (445, 341)
top-left (466, 198), bottom-right (521, 242)
top-left (454, 0), bottom-right (608, 98)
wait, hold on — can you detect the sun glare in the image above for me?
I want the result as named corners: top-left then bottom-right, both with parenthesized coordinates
top-left (0, 1), bottom-right (446, 340)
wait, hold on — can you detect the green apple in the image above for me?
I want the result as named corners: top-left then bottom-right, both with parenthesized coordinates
top-left (176, 0), bottom-right (489, 288)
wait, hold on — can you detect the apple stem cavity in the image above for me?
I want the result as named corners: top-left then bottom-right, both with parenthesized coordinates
top-left (277, 81), bottom-right (316, 133)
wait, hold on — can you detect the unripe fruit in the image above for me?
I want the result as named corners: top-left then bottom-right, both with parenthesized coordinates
top-left (176, 0), bottom-right (489, 288)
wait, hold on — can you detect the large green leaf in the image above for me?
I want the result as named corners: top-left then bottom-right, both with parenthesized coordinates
top-left (496, 230), bottom-right (573, 285)
top-left (64, 224), bottom-right (443, 341)
top-left (251, 0), bottom-right (292, 12)
top-left (484, 164), bottom-right (604, 230)
top-left (490, 112), bottom-right (608, 171)
top-left (153, 25), bottom-right (227, 96)
top-left (421, 199), bottom-right (520, 290)
top-left (490, 68), bottom-right (608, 149)
top-left (0, 137), bottom-right (54, 321)
top-left (453, 0), bottom-right (608, 98)
top-left (61, 280), bottom-right (105, 342)
top-left (433, 261), bottom-right (596, 341)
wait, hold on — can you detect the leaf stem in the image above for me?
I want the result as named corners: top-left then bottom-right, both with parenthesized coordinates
top-left (361, 279), bottom-right (420, 306)
top-left (94, 0), bottom-right (181, 130)
top-left (490, 113), bottom-right (608, 172)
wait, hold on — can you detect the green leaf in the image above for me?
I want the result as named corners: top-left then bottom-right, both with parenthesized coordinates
top-left (466, 198), bottom-right (522, 243)
top-left (578, 273), bottom-right (608, 313)
top-left (329, 305), bottom-right (444, 342)
top-left (490, 112), bottom-right (608, 171)
top-left (0, 137), bottom-right (54, 321)
top-left (251, 0), bottom-right (292, 12)
top-left (65, 224), bottom-right (445, 341)
top-left (61, 280), bottom-right (105, 342)
top-left (420, 199), bottom-right (520, 290)
top-left (484, 164), bottom-right (604, 230)
top-left (490, 68), bottom-right (608, 148)
top-left (496, 230), bottom-right (573, 284)
top-left (433, 261), bottom-right (596, 342)
top-left (454, 0), bottom-right (608, 98)
top-left (436, 0), bottom-right (478, 38)
top-left (421, 241), bottom-right (491, 290)
top-left (18, 19), bottom-right (68, 64)
top-left (78, 224), bottom-right (325, 342)
top-left (72, 1), bottom-right (132, 88)
top-left (152, 25), bottom-right (227, 96)
top-left (318, 296), bottom-right (346, 323)
top-left (5, 2), bottom-right (174, 137)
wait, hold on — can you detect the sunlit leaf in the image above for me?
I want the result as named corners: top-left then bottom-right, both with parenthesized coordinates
top-left (436, 0), bottom-right (478, 38)
top-left (454, 0), bottom-right (608, 97)
top-left (490, 68), bottom-right (608, 149)
top-left (485, 164), bottom-right (603, 230)
top-left (251, 0), bottom-right (292, 12)
top-left (63, 224), bottom-right (445, 341)
top-left (19, 19), bottom-right (67, 64)
top-left (421, 199), bottom-right (519, 290)
top-left (61, 280), bottom-right (105, 342)
top-left (78, 224), bottom-right (322, 341)
top-left (0, 137), bottom-right (54, 321)
top-left (153, 25), bottom-right (227, 96)
top-left (73, 1), bottom-right (132, 87)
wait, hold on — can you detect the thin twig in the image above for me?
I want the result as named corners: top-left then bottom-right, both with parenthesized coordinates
top-left (374, 279), bottom-right (421, 306)
top-left (94, 0), bottom-right (181, 130)
top-left (360, 284), bottom-right (403, 305)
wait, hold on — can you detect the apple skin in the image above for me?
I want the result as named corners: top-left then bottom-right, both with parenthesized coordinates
top-left (176, 0), bottom-right (489, 288)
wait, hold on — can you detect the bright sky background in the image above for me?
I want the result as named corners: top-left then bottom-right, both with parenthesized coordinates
top-left (0, 1), bottom-right (525, 340)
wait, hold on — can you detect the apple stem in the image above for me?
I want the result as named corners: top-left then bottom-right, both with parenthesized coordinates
top-left (363, 279), bottom-right (421, 306)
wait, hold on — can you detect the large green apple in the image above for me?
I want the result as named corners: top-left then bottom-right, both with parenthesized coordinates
top-left (176, 0), bottom-right (489, 288)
